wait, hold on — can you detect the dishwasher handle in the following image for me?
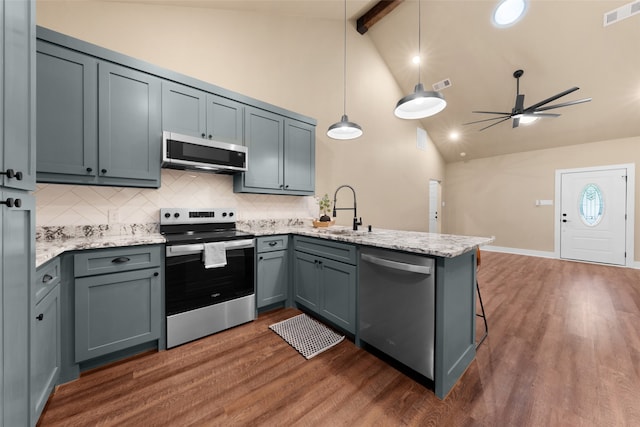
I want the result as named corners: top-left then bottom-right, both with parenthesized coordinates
top-left (361, 253), bottom-right (432, 275)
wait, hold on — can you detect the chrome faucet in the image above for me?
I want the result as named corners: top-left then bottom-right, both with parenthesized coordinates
top-left (332, 185), bottom-right (363, 231)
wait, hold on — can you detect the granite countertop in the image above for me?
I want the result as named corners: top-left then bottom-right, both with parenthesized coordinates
top-left (35, 219), bottom-right (494, 268)
top-left (241, 221), bottom-right (495, 258)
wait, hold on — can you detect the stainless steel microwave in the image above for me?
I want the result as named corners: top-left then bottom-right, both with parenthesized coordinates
top-left (161, 131), bottom-right (248, 174)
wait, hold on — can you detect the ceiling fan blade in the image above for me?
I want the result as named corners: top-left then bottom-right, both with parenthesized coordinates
top-left (524, 112), bottom-right (561, 118)
top-left (514, 94), bottom-right (525, 112)
top-left (479, 117), bottom-right (511, 131)
top-left (524, 87), bottom-right (579, 111)
top-left (513, 117), bottom-right (520, 128)
top-left (462, 115), bottom-right (511, 126)
top-left (533, 97), bottom-right (592, 112)
top-left (472, 110), bottom-right (512, 115)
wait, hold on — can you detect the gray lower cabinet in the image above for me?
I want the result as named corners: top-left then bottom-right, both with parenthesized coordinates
top-left (162, 81), bottom-right (244, 144)
top-left (31, 260), bottom-right (61, 424)
top-left (256, 235), bottom-right (289, 309)
top-left (36, 40), bottom-right (161, 188)
top-left (234, 107), bottom-right (315, 196)
top-left (73, 246), bottom-right (162, 363)
top-left (293, 237), bottom-right (356, 334)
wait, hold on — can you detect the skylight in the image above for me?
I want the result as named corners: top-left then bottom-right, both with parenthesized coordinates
top-left (493, 0), bottom-right (527, 27)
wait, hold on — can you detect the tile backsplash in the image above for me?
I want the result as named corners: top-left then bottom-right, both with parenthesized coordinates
top-left (34, 169), bottom-right (318, 227)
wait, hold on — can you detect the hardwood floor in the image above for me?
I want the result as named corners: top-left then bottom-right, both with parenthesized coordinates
top-left (38, 252), bottom-right (640, 426)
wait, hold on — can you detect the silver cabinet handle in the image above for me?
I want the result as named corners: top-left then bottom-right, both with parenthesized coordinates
top-left (361, 253), bottom-right (431, 275)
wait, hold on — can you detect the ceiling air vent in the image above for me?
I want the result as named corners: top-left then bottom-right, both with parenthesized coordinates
top-left (432, 78), bottom-right (452, 92)
top-left (603, 0), bottom-right (640, 26)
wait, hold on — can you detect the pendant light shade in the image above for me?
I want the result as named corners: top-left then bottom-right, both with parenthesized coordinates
top-left (327, 114), bottom-right (363, 139)
top-left (394, 83), bottom-right (447, 119)
top-left (394, 0), bottom-right (446, 120)
top-left (327, 0), bottom-right (362, 140)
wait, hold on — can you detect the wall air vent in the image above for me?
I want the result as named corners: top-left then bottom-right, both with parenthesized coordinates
top-left (603, 0), bottom-right (640, 26)
top-left (432, 78), bottom-right (452, 92)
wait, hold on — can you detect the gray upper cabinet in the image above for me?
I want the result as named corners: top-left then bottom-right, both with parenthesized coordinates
top-left (1, 0), bottom-right (35, 192)
top-left (162, 81), bottom-right (243, 144)
top-left (36, 41), bottom-right (98, 180)
top-left (98, 62), bottom-right (161, 185)
top-left (36, 41), bottom-right (161, 188)
top-left (234, 107), bottom-right (315, 195)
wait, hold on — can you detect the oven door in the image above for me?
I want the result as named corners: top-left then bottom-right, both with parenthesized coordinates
top-left (165, 239), bottom-right (255, 316)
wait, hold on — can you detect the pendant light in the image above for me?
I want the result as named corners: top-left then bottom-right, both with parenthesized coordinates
top-left (394, 0), bottom-right (446, 119)
top-left (327, 0), bottom-right (362, 140)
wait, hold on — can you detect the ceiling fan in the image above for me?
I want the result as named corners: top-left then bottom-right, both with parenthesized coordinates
top-left (463, 69), bottom-right (592, 131)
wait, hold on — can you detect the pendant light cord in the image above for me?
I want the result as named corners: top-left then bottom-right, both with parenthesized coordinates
top-left (342, 0), bottom-right (347, 116)
top-left (417, 0), bottom-right (421, 84)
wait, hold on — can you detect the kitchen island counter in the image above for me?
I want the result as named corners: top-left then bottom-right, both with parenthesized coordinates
top-left (240, 223), bottom-right (494, 257)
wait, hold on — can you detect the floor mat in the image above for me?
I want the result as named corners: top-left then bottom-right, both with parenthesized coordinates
top-left (269, 313), bottom-right (345, 359)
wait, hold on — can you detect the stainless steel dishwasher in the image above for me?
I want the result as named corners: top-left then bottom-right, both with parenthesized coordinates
top-left (359, 246), bottom-right (435, 380)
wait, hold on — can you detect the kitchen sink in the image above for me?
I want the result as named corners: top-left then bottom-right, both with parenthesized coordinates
top-left (322, 228), bottom-right (371, 237)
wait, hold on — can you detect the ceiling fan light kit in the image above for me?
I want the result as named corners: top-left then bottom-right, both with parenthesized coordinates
top-left (463, 68), bottom-right (592, 131)
top-left (327, 0), bottom-right (362, 140)
top-left (394, 0), bottom-right (446, 120)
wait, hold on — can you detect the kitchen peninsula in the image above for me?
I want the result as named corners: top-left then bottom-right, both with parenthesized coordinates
top-left (35, 221), bottom-right (493, 401)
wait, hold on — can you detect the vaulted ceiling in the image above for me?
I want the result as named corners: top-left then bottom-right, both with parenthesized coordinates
top-left (105, 0), bottom-right (640, 163)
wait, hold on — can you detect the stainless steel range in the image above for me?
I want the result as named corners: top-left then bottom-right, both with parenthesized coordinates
top-left (160, 208), bottom-right (255, 348)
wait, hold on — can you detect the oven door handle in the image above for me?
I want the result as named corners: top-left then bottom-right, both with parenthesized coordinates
top-left (166, 239), bottom-right (255, 257)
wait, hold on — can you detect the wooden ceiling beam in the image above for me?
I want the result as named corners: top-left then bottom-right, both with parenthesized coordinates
top-left (356, 0), bottom-right (404, 35)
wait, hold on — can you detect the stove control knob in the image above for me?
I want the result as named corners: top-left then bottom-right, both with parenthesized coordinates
top-left (222, 212), bottom-right (227, 217)
top-left (229, 212), bottom-right (234, 217)
top-left (174, 213), bottom-right (180, 218)
top-left (164, 213), bottom-right (171, 218)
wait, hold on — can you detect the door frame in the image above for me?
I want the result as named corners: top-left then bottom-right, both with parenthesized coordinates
top-left (554, 163), bottom-right (635, 267)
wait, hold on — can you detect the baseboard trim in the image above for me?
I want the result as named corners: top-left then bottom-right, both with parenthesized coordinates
top-left (482, 245), bottom-right (640, 269)
top-left (482, 246), bottom-right (556, 259)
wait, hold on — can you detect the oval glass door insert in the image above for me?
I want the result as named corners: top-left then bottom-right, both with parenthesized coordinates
top-left (579, 183), bottom-right (604, 226)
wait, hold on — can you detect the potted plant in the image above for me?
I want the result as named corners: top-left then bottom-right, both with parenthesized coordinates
top-left (314, 194), bottom-right (334, 227)
top-left (319, 193), bottom-right (332, 222)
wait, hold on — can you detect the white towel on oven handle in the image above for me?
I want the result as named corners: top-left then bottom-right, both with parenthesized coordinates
top-left (203, 242), bottom-right (227, 268)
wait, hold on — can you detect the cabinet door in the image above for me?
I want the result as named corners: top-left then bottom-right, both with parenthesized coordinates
top-left (241, 107), bottom-right (283, 190)
top-left (161, 81), bottom-right (206, 138)
top-left (205, 94), bottom-right (244, 144)
top-left (75, 267), bottom-right (161, 362)
top-left (257, 250), bottom-right (288, 308)
top-left (319, 257), bottom-right (357, 334)
top-left (293, 251), bottom-right (320, 312)
top-left (36, 41), bottom-right (98, 181)
top-left (98, 62), bottom-right (161, 186)
top-left (284, 119), bottom-right (315, 193)
top-left (1, 0), bottom-right (35, 191)
top-left (1, 191), bottom-right (34, 426)
top-left (31, 283), bottom-right (61, 423)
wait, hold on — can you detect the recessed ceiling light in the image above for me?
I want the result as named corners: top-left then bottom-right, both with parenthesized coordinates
top-left (449, 131), bottom-right (460, 140)
top-left (493, 0), bottom-right (527, 27)
top-left (460, 152), bottom-right (467, 157)
top-left (412, 55), bottom-right (421, 64)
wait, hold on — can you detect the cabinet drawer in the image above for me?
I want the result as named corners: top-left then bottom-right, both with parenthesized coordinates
top-left (35, 257), bottom-right (61, 304)
top-left (293, 236), bottom-right (357, 265)
top-left (257, 235), bottom-right (288, 253)
top-left (74, 245), bottom-right (161, 278)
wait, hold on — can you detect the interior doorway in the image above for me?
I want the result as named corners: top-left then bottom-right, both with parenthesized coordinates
top-left (555, 164), bottom-right (635, 266)
top-left (429, 179), bottom-right (441, 233)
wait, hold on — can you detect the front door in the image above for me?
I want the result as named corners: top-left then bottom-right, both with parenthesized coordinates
top-left (559, 168), bottom-right (627, 265)
top-left (429, 180), bottom-right (440, 233)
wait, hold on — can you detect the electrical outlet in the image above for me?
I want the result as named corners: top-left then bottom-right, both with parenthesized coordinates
top-left (108, 209), bottom-right (119, 223)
